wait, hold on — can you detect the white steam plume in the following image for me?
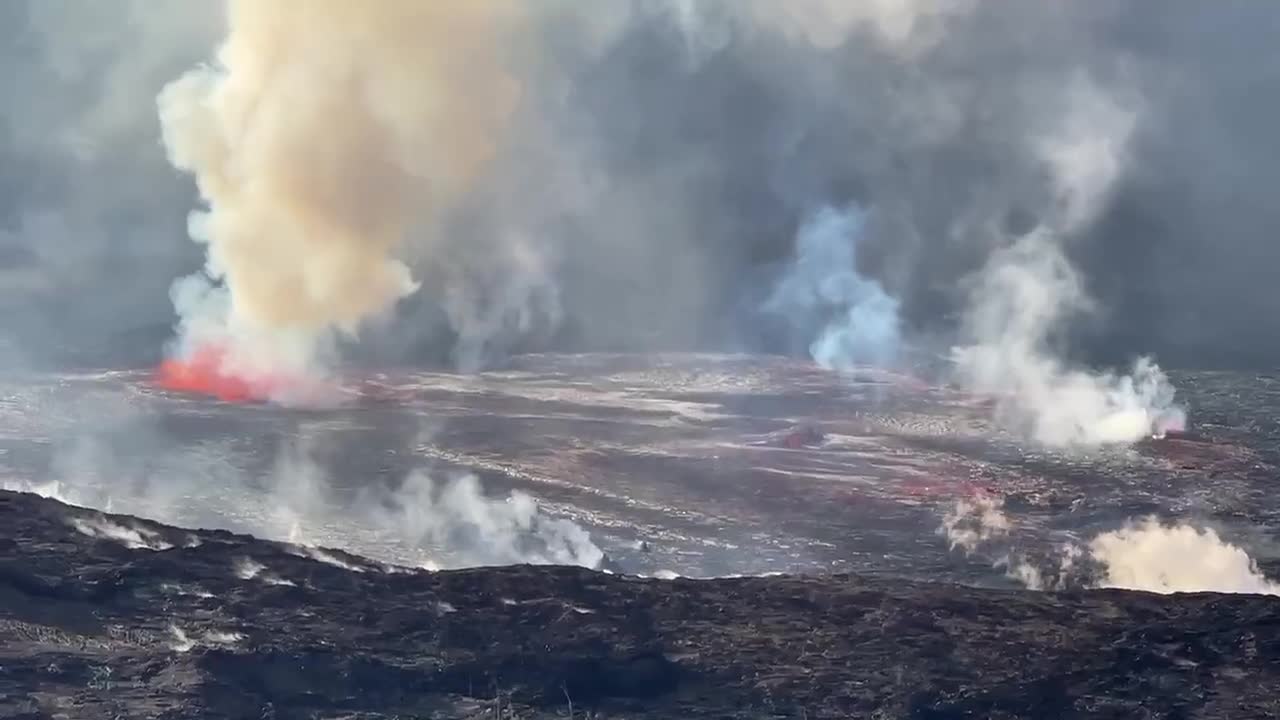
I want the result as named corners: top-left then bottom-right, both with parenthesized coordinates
top-left (1090, 518), bottom-right (1280, 596)
top-left (951, 75), bottom-right (1185, 448)
top-left (937, 496), bottom-right (1070, 589)
top-left (952, 232), bottom-right (1186, 447)
top-left (5, 431), bottom-right (604, 572)
top-left (263, 437), bottom-right (603, 569)
top-left (938, 494), bottom-right (1011, 555)
top-left (1035, 73), bottom-right (1141, 235)
top-left (360, 471), bottom-right (604, 569)
top-left (157, 1), bottom-right (522, 381)
top-left (939, 502), bottom-right (1280, 596)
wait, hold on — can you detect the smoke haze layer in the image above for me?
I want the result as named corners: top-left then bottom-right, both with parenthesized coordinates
top-left (2, 4), bottom-right (1279, 386)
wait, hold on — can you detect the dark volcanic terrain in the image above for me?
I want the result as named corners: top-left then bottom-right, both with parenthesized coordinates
top-left (4, 488), bottom-right (1280, 719)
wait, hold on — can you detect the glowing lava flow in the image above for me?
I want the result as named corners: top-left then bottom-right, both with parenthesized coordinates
top-left (154, 346), bottom-right (281, 403)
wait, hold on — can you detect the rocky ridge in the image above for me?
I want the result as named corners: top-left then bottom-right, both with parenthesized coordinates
top-left (3, 489), bottom-right (1279, 718)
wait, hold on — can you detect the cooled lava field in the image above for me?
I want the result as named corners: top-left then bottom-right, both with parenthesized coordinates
top-left (3, 353), bottom-right (1280, 718)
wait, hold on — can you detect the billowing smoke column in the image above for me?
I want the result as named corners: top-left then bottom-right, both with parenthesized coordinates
top-left (952, 233), bottom-right (1186, 447)
top-left (752, 79), bottom-right (1182, 448)
top-left (946, 72), bottom-right (1186, 447)
top-left (763, 206), bottom-right (901, 370)
top-left (154, 0), bottom-right (521, 402)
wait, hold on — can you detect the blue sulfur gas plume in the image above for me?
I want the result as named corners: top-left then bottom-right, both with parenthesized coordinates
top-left (764, 206), bottom-right (901, 371)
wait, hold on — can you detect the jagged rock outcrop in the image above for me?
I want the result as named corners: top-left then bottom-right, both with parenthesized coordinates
top-left (3, 489), bottom-right (1279, 719)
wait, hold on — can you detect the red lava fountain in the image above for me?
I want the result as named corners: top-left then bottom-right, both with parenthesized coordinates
top-left (154, 346), bottom-right (279, 403)
top-left (154, 346), bottom-right (354, 405)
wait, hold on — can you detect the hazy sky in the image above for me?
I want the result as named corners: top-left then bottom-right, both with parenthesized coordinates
top-left (2, 1), bottom-right (1279, 370)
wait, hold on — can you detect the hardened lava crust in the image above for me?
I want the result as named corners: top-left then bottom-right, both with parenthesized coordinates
top-left (2, 489), bottom-right (1279, 720)
top-left (1, 354), bottom-right (1278, 582)
top-left (3, 355), bottom-right (1280, 717)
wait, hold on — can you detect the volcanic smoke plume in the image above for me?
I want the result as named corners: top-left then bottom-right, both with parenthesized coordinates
top-left (952, 232), bottom-right (1186, 447)
top-left (946, 72), bottom-right (1185, 447)
top-left (155, 0), bottom-right (521, 400)
top-left (763, 205), bottom-right (901, 371)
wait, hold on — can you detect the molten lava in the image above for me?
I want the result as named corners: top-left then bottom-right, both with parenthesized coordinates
top-left (154, 346), bottom-right (280, 403)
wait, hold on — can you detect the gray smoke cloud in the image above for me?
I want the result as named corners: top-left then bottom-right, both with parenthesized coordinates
top-left (2, 0), bottom-right (1279, 377)
top-left (0, 2), bottom-right (219, 366)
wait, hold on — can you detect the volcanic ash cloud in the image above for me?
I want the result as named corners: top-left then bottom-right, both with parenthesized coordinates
top-left (156, 0), bottom-right (521, 383)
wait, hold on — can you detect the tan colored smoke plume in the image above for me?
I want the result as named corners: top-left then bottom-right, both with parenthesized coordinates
top-left (158, 0), bottom-right (521, 362)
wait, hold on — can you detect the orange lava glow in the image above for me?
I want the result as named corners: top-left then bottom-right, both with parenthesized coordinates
top-left (154, 346), bottom-right (280, 403)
